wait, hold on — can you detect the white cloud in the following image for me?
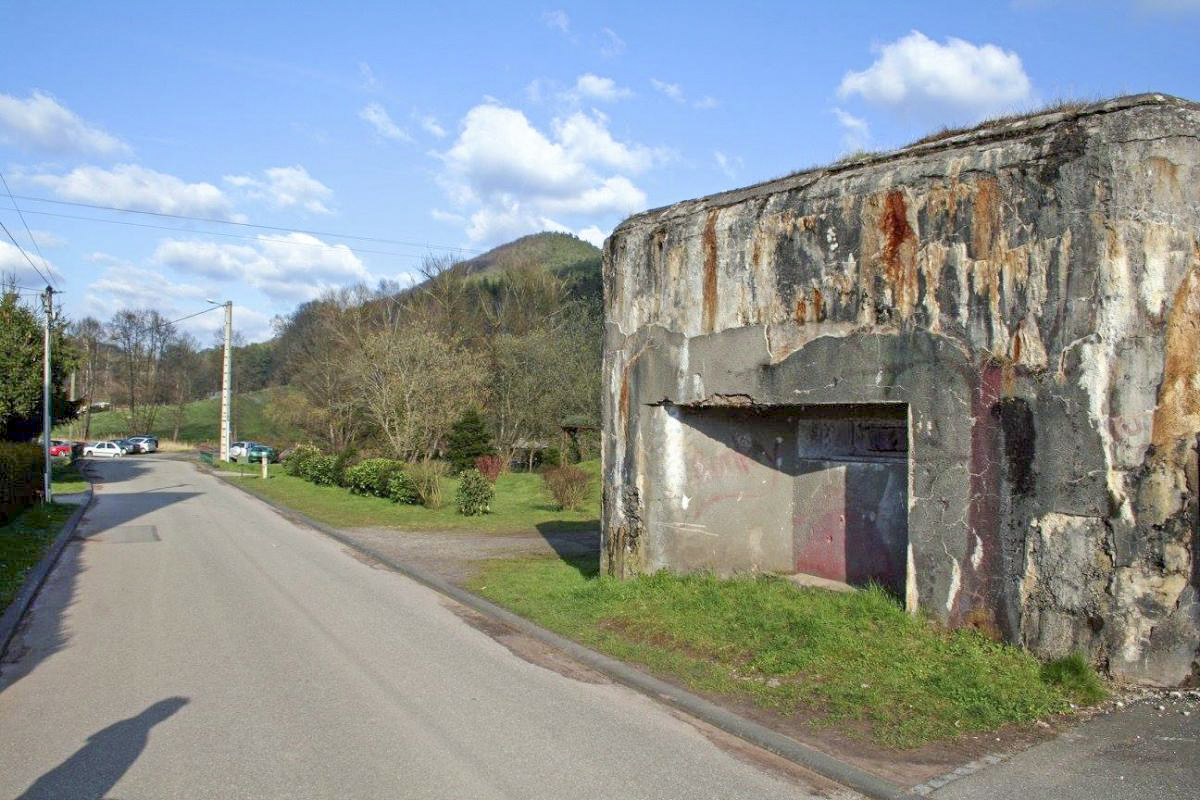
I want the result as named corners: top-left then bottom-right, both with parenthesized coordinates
top-left (224, 165), bottom-right (333, 214)
top-left (0, 240), bottom-right (63, 286)
top-left (28, 229), bottom-right (66, 249)
top-left (359, 102), bottom-right (412, 142)
top-left (833, 108), bottom-right (871, 151)
top-left (417, 113), bottom-right (446, 138)
top-left (154, 233), bottom-right (373, 303)
top-left (713, 151), bottom-right (743, 180)
top-left (599, 27), bottom-right (625, 57)
top-left (577, 225), bottom-right (607, 247)
top-left (358, 61), bottom-right (379, 89)
top-left (0, 90), bottom-right (130, 157)
top-left (438, 103), bottom-right (656, 244)
top-left (694, 96), bottom-right (719, 110)
top-left (543, 10), bottom-right (571, 35)
top-left (28, 164), bottom-right (235, 219)
top-left (650, 79), bottom-right (685, 103)
top-left (572, 74), bottom-right (632, 103)
top-left (837, 31), bottom-right (1033, 120)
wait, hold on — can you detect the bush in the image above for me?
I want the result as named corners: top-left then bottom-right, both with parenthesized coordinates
top-left (283, 444), bottom-right (321, 477)
top-left (344, 458), bottom-right (405, 498)
top-left (542, 465), bottom-right (592, 511)
top-left (408, 460), bottom-right (448, 508)
top-left (539, 446), bottom-right (562, 468)
top-left (445, 409), bottom-right (494, 474)
top-left (332, 449), bottom-right (358, 487)
top-left (456, 468), bottom-right (494, 516)
top-left (387, 471), bottom-right (420, 505)
top-left (0, 442), bottom-right (43, 522)
top-left (302, 454), bottom-right (340, 486)
top-left (474, 454), bottom-right (503, 482)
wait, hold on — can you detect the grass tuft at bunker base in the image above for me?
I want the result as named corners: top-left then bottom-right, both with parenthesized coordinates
top-left (470, 555), bottom-right (1106, 749)
top-left (0, 503), bottom-right (75, 614)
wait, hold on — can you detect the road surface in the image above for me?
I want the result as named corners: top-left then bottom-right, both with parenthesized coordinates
top-left (0, 456), bottom-right (839, 799)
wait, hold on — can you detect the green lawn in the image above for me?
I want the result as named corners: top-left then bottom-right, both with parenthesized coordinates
top-left (470, 555), bottom-right (1106, 749)
top-left (54, 387), bottom-right (303, 445)
top-left (0, 503), bottom-right (75, 613)
top-left (225, 462), bottom-right (600, 533)
top-left (51, 460), bottom-right (90, 494)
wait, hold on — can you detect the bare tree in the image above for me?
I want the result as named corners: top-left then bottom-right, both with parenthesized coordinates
top-left (107, 309), bottom-right (175, 434)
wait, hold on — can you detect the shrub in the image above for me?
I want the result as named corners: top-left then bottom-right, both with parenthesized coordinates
top-left (456, 468), bottom-right (494, 516)
top-left (387, 471), bottom-right (420, 505)
top-left (344, 458), bottom-right (405, 498)
top-left (542, 465), bottom-right (592, 511)
top-left (0, 442), bottom-right (43, 522)
top-left (408, 460), bottom-right (448, 508)
top-left (302, 454), bottom-right (340, 486)
top-left (445, 409), bottom-right (494, 474)
top-left (474, 454), bottom-right (503, 482)
top-left (283, 444), bottom-right (321, 477)
top-left (332, 449), bottom-right (358, 487)
top-left (539, 446), bottom-right (562, 468)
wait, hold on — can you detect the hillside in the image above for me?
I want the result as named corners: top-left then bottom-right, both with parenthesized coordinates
top-left (457, 232), bottom-right (601, 279)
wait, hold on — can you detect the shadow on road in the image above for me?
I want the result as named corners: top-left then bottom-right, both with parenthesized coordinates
top-left (16, 696), bottom-right (189, 800)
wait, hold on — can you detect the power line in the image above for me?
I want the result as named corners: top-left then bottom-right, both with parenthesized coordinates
top-left (6, 193), bottom-right (484, 255)
top-left (163, 305), bottom-right (220, 327)
top-left (0, 216), bottom-right (54, 287)
top-left (0, 173), bottom-right (56, 288)
top-left (7, 207), bottom-right (459, 262)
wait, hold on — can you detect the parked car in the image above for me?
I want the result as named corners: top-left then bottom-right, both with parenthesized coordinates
top-left (229, 441), bottom-right (253, 461)
top-left (115, 438), bottom-right (140, 454)
top-left (128, 436), bottom-right (158, 453)
top-left (48, 439), bottom-right (73, 458)
top-left (83, 441), bottom-right (124, 458)
top-left (244, 443), bottom-right (278, 464)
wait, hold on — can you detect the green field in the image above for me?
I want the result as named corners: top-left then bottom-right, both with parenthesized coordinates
top-left (56, 388), bottom-right (302, 446)
top-left (221, 460), bottom-right (600, 533)
top-left (0, 503), bottom-right (75, 614)
top-left (470, 556), bottom-right (1106, 749)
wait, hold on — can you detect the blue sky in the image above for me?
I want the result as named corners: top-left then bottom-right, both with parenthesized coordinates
top-left (1, 0), bottom-right (1198, 341)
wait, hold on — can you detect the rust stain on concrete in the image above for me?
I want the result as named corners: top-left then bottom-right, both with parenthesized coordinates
top-left (703, 210), bottom-right (719, 333)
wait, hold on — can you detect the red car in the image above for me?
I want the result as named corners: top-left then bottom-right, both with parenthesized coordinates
top-left (48, 440), bottom-right (74, 457)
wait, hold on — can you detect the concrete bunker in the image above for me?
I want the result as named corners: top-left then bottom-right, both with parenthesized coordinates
top-left (603, 94), bottom-right (1200, 685)
top-left (647, 402), bottom-right (910, 597)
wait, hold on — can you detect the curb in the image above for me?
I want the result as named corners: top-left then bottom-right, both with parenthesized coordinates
top-left (217, 472), bottom-right (919, 800)
top-left (0, 485), bottom-right (94, 661)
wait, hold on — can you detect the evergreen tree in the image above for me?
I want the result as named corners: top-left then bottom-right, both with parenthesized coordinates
top-left (444, 409), bottom-right (494, 473)
top-left (0, 289), bottom-right (79, 441)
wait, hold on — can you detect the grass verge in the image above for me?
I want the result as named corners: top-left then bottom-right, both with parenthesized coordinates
top-left (225, 464), bottom-right (599, 533)
top-left (51, 460), bottom-right (90, 495)
top-left (470, 555), bottom-right (1106, 749)
top-left (0, 503), bottom-right (75, 613)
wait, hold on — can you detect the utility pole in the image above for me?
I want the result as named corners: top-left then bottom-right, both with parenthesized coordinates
top-left (209, 299), bottom-right (233, 462)
top-left (41, 286), bottom-right (53, 503)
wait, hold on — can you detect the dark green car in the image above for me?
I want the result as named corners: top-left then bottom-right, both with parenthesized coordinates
top-left (244, 444), bottom-right (279, 464)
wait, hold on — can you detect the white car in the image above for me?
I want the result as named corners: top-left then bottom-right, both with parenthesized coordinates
top-left (128, 436), bottom-right (158, 453)
top-left (84, 441), bottom-right (124, 458)
top-left (229, 441), bottom-right (254, 461)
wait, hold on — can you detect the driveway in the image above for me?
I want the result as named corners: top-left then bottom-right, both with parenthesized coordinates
top-left (0, 455), bottom-right (845, 799)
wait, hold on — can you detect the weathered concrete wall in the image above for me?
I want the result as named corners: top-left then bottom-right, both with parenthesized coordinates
top-left (602, 94), bottom-right (1200, 685)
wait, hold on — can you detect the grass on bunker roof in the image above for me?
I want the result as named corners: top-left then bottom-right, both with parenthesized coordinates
top-left (470, 554), bottom-right (1106, 749)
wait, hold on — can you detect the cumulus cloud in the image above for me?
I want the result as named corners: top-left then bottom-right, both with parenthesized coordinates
top-left (572, 74), bottom-right (632, 103)
top-left (0, 90), bottom-right (129, 157)
top-left (837, 31), bottom-right (1033, 120)
top-left (576, 225), bottom-right (607, 247)
top-left (0, 240), bottom-right (63, 286)
top-left (154, 233), bottom-right (373, 303)
top-left (438, 103), bottom-right (659, 244)
top-left (225, 165), bottom-right (333, 214)
top-left (833, 108), bottom-right (871, 151)
top-left (359, 102), bottom-right (412, 142)
top-left (28, 164), bottom-right (235, 218)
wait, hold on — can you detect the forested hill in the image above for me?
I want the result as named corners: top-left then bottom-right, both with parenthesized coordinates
top-left (457, 232), bottom-right (601, 281)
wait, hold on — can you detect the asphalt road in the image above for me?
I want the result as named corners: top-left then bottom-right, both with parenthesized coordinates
top-left (0, 456), bottom-right (839, 800)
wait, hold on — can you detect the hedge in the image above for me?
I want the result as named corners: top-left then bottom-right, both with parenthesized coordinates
top-left (0, 442), bottom-right (43, 522)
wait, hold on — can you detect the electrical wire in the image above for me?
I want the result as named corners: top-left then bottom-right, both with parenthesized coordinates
top-left (0, 216), bottom-right (55, 287)
top-left (8, 207), bottom-right (456, 261)
top-left (0, 173), bottom-right (56, 288)
top-left (6, 193), bottom-right (483, 255)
